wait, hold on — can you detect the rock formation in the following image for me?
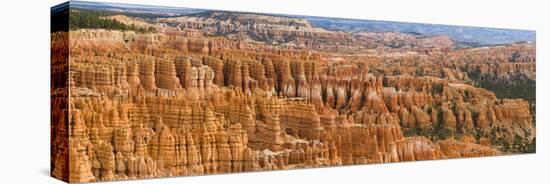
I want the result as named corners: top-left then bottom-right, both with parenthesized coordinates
top-left (51, 6), bottom-right (535, 183)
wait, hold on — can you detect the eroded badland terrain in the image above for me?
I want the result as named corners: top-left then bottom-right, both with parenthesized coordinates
top-left (51, 7), bottom-right (536, 183)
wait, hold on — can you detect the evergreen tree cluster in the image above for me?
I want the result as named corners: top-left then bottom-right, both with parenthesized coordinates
top-left (68, 9), bottom-right (155, 33)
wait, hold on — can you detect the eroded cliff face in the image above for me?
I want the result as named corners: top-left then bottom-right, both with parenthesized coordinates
top-left (156, 11), bottom-right (454, 52)
top-left (51, 11), bottom-right (535, 183)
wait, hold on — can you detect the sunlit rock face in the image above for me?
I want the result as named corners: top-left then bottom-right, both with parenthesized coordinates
top-left (51, 2), bottom-right (535, 183)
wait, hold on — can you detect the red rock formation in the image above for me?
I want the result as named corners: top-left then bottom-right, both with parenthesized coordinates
top-left (52, 9), bottom-right (535, 183)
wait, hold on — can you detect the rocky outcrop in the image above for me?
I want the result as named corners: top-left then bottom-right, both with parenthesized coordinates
top-left (438, 136), bottom-right (500, 158)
